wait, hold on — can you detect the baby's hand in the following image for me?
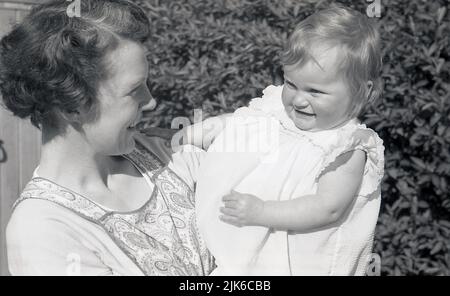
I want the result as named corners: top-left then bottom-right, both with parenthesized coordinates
top-left (219, 190), bottom-right (264, 227)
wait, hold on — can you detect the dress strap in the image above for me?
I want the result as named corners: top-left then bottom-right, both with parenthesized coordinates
top-left (13, 136), bottom-right (168, 220)
top-left (14, 178), bottom-right (109, 222)
top-left (126, 138), bottom-right (166, 177)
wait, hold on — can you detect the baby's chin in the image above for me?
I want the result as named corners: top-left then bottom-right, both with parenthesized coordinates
top-left (285, 110), bottom-right (321, 132)
top-left (292, 121), bottom-right (321, 132)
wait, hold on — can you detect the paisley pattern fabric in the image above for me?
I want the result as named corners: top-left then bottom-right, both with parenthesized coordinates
top-left (13, 141), bottom-right (215, 276)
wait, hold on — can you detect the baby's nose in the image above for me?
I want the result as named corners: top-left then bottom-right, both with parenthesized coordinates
top-left (293, 92), bottom-right (309, 106)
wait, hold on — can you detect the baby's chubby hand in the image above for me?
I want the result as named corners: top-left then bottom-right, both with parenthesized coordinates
top-left (219, 190), bottom-right (264, 227)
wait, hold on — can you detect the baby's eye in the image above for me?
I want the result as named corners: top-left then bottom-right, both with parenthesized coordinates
top-left (308, 88), bottom-right (325, 96)
top-left (285, 80), bottom-right (297, 89)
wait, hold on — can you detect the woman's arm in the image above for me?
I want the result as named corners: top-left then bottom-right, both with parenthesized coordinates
top-left (220, 150), bottom-right (367, 232)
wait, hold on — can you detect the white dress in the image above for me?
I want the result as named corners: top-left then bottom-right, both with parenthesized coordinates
top-left (195, 85), bottom-right (385, 275)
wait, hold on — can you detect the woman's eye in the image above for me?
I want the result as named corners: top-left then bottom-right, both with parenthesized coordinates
top-left (129, 85), bottom-right (141, 95)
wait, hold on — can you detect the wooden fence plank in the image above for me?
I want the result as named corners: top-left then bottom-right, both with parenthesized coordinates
top-left (0, 1), bottom-right (40, 276)
top-left (18, 120), bottom-right (40, 191)
top-left (0, 109), bottom-right (21, 276)
top-left (0, 7), bottom-right (18, 277)
top-left (0, 9), bottom-right (17, 36)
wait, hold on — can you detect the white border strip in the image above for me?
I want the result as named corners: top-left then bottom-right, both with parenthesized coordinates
top-left (0, 2), bottom-right (34, 11)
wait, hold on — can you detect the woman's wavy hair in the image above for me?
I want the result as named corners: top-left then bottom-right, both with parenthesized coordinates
top-left (281, 4), bottom-right (383, 118)
top-left (0, 0), bottom-right (150, 130)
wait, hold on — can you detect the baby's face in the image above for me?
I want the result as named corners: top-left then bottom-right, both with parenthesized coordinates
top-left (282, 46), bottom-right (354, 132)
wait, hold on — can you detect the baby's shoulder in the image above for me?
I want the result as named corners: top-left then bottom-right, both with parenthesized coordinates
top-left (314, 123), bottom-right (385, 195)
top-left (320, 121), bottom-right (384, 153)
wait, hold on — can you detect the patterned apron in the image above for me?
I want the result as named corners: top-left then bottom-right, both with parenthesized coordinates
top-left (14, 141), bottom-right (215, 275)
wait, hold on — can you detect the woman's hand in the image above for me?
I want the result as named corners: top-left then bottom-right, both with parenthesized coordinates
top-left (219, 190), bottom-right (265, 227)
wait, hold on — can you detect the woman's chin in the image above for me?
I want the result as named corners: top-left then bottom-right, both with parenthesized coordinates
top-left (124, 137), bottom-right (136, 154)
top-left (116, 131), bottom-right (136, 155)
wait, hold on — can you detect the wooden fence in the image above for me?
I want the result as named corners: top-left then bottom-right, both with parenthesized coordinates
top-left (0, 0), bottom-right (43, 276)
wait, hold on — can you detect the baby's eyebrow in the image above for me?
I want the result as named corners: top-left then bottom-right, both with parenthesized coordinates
top-left (283, 77), bottom-right (296, 86)
top-left (283, 76), bottom-right (329, 94)
top-left (283, 76), bottom-right (293, 83)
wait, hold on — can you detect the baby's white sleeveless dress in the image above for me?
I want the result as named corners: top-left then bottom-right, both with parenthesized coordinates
top-left (195, 85), bottom-right (385, 275)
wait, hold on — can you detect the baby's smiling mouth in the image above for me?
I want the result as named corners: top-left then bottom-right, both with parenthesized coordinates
top-left (293, 107), bottom-right (315, 116)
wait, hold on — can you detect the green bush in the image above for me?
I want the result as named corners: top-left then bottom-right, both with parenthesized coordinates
top-left (134, 0), bottom-right (450, 275)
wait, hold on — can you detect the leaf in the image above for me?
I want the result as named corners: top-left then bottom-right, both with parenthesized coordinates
top-left (425, 267), bottom-right (441, 274)
top-left (427, 43), bottom-right (438, 57)
top-left (430, 241), bottom-right (443, 255)
top-left (410, 156), bottom-right (426, 169)
top-left (437, 7), bottom-right (447, 24)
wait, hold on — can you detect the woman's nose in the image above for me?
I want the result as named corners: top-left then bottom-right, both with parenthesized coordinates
top-left (141, 86), bottom-right (157, 111)
top-left (142, 95), bottom-right (156, 111)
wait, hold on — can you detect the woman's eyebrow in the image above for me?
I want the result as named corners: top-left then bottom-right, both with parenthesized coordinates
top-left (128, 81), bottom-right (141, 90)
top-left (129, 75), bottom-right (147, 89)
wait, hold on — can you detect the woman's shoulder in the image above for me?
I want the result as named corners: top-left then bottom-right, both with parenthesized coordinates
top-left (9, 177), bottom-right (103, 237)
top-left (9, 177), bottom-right (93, 225)
top-left (6, 191), bottom-right (118, 276)
top-left (9, 197), bottom-right (56, 226)
top-left (7, 195), bottom-right (79, 248)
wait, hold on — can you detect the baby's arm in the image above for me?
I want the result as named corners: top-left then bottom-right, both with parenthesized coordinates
top-left (220, 150), bottom-right (366, 231)
top-left (175, 113), bottom-right (232, 150)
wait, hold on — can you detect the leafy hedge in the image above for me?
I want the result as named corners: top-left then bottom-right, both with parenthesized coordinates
top-left (133, 0), bottom-right (450, 275)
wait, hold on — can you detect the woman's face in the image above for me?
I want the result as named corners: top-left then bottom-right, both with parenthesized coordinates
top-left (83, 40), bottom-right (155, 155)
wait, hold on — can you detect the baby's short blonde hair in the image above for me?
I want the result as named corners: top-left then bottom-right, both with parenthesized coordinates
top-left (281, 4), bottom-right (383, 117)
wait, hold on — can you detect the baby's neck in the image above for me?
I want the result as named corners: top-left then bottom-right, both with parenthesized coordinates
top-left (296, 117), bottom-right (359, 133)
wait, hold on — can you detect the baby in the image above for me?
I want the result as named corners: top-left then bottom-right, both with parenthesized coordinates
top-left (180, 4), bottom-right (385, 275)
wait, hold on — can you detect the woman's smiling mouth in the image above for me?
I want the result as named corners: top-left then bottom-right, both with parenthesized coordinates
top-left (127, 113), bottom-right (142, 130)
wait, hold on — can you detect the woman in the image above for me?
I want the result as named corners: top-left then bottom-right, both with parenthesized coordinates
top-left (0, 0), bottom-right (213, 275)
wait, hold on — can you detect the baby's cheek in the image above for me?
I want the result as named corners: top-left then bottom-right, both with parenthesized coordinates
top-left (281, 88), bottom-right (292, 107)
